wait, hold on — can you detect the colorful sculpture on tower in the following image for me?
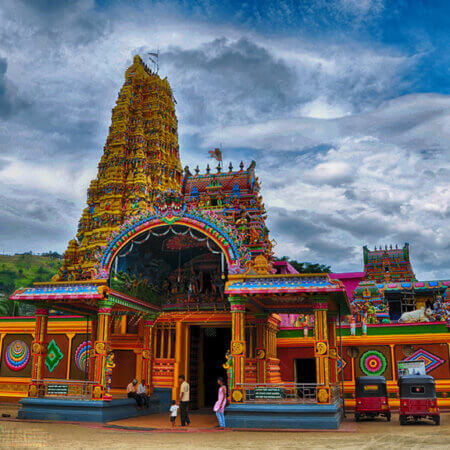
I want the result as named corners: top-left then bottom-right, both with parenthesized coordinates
top-left (55, 55), bottom-right (183, 281)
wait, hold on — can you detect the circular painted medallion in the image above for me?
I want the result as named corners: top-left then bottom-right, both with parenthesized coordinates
top-left (75, 341), bottom-right (91, 372)
top-left (360, 350), bottom-right (387, 376)
top-left (5, 340), bottom-right (30, 371)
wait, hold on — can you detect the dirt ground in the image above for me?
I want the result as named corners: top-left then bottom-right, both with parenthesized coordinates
top-left (0, 409), bottom-right (449, 450)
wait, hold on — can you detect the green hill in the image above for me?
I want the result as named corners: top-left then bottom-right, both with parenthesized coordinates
top-left (0, 253), bottom-right (61, 316)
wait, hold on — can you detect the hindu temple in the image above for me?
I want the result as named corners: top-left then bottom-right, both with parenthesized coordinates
top-left (1, 56), bottom-right (449, 429)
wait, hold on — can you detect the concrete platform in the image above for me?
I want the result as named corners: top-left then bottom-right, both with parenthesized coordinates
top-left (225, 401), bottom-right (344, 430)
top-left (18, 395), bottom-right (159, 423)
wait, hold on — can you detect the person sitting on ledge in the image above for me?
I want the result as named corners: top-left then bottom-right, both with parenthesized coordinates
top-left (127, 379), bottom-right (143, 409)
top-left (137, 379), bottom-right (149, 408)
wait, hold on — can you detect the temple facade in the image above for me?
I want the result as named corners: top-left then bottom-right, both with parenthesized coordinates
top-left (1, 56), bottom-right (449, 427)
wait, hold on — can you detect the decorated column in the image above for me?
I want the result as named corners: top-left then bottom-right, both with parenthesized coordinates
top-left (28, 307), bottom-right (49, 397)
top-left (88, 315), bottom-right (98, 383)
top-left (254, 314), bottom-right (268, 383)
top-left (313, 300), bottom-right (331, 403)
top-left (266, 315), bottom-right (282, 383)
top-left (91, 299), bottom-right (114, 400)
top-left (229, 295), bottom-right (246, 403)
top-left (327, 315), bottom-right (338, 384)
top-left (142, 313), bottom-right (158, 394)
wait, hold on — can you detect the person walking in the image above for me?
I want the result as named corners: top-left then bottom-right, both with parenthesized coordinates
top-left (178, 374), bottom-right (191, 426)
top-left (213, 377), bottom-right (227, 428)
top-left (169, 400), bottom-right (179, 427)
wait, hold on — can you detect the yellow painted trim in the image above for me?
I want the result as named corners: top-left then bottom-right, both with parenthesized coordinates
top-left (227, 272), bottom-right (333, 280)
top-left (0, 333), bottom-right (4, 362)
top-left (134, 349), bottom-right (143, 381)
top-left (33, 279), bottom-right (107, 286)
top-left (277, 333), bottom-right (450, 347)
top-left (66, 333), bottom-right (75, 380)
top-left (389, 344), bottom-right (396, 383)
top-left (173, 321), bottom-right (182, 400)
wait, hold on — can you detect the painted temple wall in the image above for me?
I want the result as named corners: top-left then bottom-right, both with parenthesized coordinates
top-left (0, 317), bottom-right (449, 409)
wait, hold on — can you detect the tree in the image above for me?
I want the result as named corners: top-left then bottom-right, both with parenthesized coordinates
top-left (275, 256), bottom-right (331, 273)
top-left (0, 298), bottom-right (35, 317)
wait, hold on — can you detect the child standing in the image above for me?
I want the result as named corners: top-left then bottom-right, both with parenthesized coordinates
top-left (169, 400), bottom-right (179, 427)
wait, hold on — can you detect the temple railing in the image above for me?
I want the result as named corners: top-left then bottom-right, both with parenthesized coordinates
top-left (31, 379), bottom-right (96, 400)
top-left (236, 382), bottom-right (342, 404)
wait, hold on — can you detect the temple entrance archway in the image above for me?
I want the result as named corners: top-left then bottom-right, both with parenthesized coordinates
top-left (106, 224), bottom-right (229, 310)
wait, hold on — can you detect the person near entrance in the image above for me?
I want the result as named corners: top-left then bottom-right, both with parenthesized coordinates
top-left (127, 379), bottom-right (143, 408)
top-left (213, 377), bottom-right (227, 428)
top-left (169, 400), bottom-right (179, 427)
top-left (178, 374), bottom-right (191, 426)
top-left (137, 379), bottom-right (149, 408)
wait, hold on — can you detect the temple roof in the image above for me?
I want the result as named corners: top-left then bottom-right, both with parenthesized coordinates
top-left (225, 275), bottom-right (343, 295)
top-left (225, 274), bottom-right (351, 314)
top-left (10, 283), bottom-right (160, 315)
top-left (376, 279), bottom-right (450, 293)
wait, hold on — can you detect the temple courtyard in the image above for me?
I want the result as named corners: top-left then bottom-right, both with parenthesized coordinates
top-left (0, 405), bottom-right (448, 449)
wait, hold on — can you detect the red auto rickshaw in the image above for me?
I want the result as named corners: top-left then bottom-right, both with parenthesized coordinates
top-left (355, 376), bottom-right (391, 421)
top-left (398, 375), bottom-right (440, 425)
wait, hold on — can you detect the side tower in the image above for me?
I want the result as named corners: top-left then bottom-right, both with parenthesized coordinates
top-left (363, 243), bottom-right (415, 283)
top-left (56, 55), bottom-right (182, 280)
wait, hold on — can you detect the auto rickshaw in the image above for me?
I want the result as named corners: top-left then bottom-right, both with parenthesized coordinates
top-left (398, 375), bottom-right (440, 425)
top-left (354, 376), bottom-right (391, 421)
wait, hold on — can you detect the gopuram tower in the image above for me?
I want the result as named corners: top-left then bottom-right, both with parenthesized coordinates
top-left (55, 55), bottom-right (183, 281)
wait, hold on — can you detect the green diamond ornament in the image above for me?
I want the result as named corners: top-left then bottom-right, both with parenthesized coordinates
top-left (45, 339), bottom-right (64, 373)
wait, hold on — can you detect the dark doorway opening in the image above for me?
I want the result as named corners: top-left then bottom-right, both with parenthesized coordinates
top-left (294, 358), bottom-right (316, 384)
top-left (202, 327), bottom-right (231, 407)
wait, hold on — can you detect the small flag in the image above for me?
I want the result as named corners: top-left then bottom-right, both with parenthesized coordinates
top-left (208, 148), bottom-right (222, 161)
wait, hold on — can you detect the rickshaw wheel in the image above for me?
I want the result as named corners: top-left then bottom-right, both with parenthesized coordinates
top-left (433, 416), bottom-right (440, 426)
top-left (399, 415), bottom-right (407, 425)
top-left (386, 413), bottom-right (391, 422)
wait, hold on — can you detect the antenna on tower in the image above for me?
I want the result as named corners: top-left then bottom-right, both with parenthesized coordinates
top-left (148, 50), bottom-right (159, 73)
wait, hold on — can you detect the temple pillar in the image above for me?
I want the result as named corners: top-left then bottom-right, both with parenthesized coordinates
top-left (254, 314), bottom-right (268, 383)
top-left (28, 307), bottom-right (49, 397)
top-left (229, 296), bottom-right (246, 403)
top-left (88, 316), bottom-right (97, 382)
top-left (172, 321), bottom-right (183, 401)
top-left (266, 315), bottom-right (281, 383)
top-left (91, 299), bottom-right (114, 400)
top-left (142, 313), bottom-right (158, 394)
top-left (327, 315), bottom-right (338, 384)
top-left (313, 300), bottom-right (331, 403)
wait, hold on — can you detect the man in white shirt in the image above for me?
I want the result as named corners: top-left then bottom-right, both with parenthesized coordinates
top-left (178, 374), bottom-right (191, 426)
top-left (126, 379), bottom-right (143, 408)
top-left (137, 379), bottom-right (149, 408)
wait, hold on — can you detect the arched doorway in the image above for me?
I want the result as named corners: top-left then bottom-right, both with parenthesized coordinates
top-left (108, 224), bottom-right (228, 310)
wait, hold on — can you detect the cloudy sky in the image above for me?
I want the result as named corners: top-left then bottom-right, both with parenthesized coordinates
top-left (0, 0), bottom-right (448, 279)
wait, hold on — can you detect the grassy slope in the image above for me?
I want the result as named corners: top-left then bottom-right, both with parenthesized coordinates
top-left (0, 254), bottom-right (61, 298)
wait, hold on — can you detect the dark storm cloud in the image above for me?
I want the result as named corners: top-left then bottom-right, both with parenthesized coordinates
top-left (305, 238), bottom-right (354, 263)
top-left (161, 38), bottom-right (301, 125)
top-left (0, 57), bottom-right (28, 118)
top-left (0, 0), bottom-right (447, 281)
top-left (268, 207), bottom-right (329, 241)
top-left (19, 0), bottom-right (74, 14)
top-left (317, 213), bottom-right (392, 240)
top-left (0, 189), bottom-right (78, 253)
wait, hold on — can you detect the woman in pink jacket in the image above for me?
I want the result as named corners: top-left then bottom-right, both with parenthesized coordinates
top-left (213, 377), bottom-right (227, 428)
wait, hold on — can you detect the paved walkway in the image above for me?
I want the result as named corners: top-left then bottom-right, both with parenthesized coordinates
top-left (0, 414), bottom-right (448, 449)
top-left (108, 411), bottom-right (218, 430)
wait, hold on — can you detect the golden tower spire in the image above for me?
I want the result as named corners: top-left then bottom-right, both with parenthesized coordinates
top-left (56, 55), bottom-right (182, 281)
